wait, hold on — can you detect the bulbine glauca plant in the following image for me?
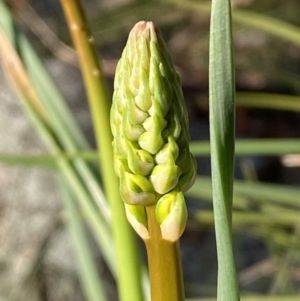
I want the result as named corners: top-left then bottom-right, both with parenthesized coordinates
top-left (110, 21), bottom-right (197, 301)
top-left (2, 0), bottom-right (300, 300)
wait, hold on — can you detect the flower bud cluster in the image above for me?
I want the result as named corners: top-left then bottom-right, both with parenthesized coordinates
top-left (110, 21), bottom-right (196, 241)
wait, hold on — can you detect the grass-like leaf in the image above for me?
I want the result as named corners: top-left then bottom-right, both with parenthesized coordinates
top-left (195, 210), bottom-right (300, 227)
top-left (1, 138), bottom-right (299, 168)
top-left (168, 0), bottom-right (300, 47)
top-left (209, 0), bottom-right (240, 300)
top-left (60, 180), bottom-right (106, 301)
top-left (0, 1), bottom-right (116, 282)
top-left (187, 296), bottom-right (299, 301)
top-left (187, 176), bottom-right (300, 209)
top-left (190, 139), bottom-right (300, 156)
top-left (236, 93), bottom-right (300, 112)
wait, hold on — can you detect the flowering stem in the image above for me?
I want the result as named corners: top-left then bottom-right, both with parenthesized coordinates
top-left (59, 1), bottom-right (144, 301)
top-left (144, 206), bottom-right (185, 301)
top-left (110, 21), bottom-right (195, 301)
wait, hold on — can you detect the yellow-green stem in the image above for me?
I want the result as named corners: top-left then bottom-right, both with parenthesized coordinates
top-left (144, 206), bottom-right (184, 301)
top-left (59, 1), bottom-right (143, 301)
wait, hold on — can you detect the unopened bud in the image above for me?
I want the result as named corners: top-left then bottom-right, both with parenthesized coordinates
top-left (155, 189), bottom-right (187, 242)
top-left (110, 21), bottom-right (197, 241)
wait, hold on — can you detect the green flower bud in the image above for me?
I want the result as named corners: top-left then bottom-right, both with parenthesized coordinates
top-left (179, 155), bottom-right (197, 192)
top-left (126, 87), bottom-right (148, 125)
top-left (110, 21), bottom-right (197, 240)
top-left (127, 141), bottom-right (154, 176)
top-left (113, 131), bottom-right (127, 159)
top-left (155, 137), bottom-right (179, 165)
top-left (150, 163), bottom-right (182, 195)
top-left (155, 189), bottom-right (187, 242)
top-left (162, 108), bottom-right (182, 140)
top-left (123, 110), bottom-right (145, 141)
top-left (138, 117), bottom-right (165, 154)
top-left (119, 167), bottom-right (157, 206)
top-left (125, 204), bottom-right (149, 239)
top-left (135, 68), bottom-right (152, 111)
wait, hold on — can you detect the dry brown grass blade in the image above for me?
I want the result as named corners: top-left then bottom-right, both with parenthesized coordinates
top-left (0, 27), bottom-right (48, 122)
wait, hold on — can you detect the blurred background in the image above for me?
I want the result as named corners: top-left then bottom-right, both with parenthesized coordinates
top-left (0, 0), bottom-right (300, 300)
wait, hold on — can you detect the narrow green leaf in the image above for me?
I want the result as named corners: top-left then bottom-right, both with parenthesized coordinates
top-left (18, 36), bottom-right (89, 151)
top-left (195, 210), bottom-right (300, 227)
top-left (168, 0), bottom-right (300, 47)
top-left (1, 0), bottom-right (113, 226)
top-left (187, 296), bottom-right (299, 301)
top-left (1, 138), bottom-right (299, 168)
top-left (0, 0), bottom-right (14, 41)
top-left (186, 176), bottom-right (300, 209)
top-left (190, 139), bottom-right (300, 156)
top-left (0, 153), bottom-right (55, 168)
top-left (0, 151), bottom-right (98, 168)
top-left (60, 180), bottom-right (107, 301)
top-left (0, 11), bottom-right (116, 276)
top-left (17, 32), bottom-right (112, 223)
top-left (237, 93), bottom-right (300, 112)
top-left (209, 0), bottom-right (240, 300)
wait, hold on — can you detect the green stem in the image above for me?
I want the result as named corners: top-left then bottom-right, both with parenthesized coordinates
top-left (144, 206), bottom-right (184, 301)
top-left (59, 1), bottom-right (144, 301)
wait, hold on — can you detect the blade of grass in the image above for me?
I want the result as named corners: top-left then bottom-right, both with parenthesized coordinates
top-left (19, 35), bottom-right (88, 149)
top-left (197, 91), bottom-right (300, 113)
top-left (209, 0), bottom-right (240, 300)
top-left (0, 153), bottom-right (56, 168)
top-left (60, 179), bottom-right (106, 301)
top-left (232, 8), bottom-right (300, 47)
top-left (0, 0), bottom-right (88, 152)
top-left (59, 1), bottom-right (144, 301)
top-left (0, 26), bottom-right (116, 277)
top-left (18, 33), bottom-right (111, 223)
top-left (194, 211), bottom-right (300, 250)
top-left (1, 138), bottom-right (299, 167)
top-left (190, 139), bottom-right (300, 156)
top-left (0, 151), bottom-right (98, 167)
top-left (195, 210), bottom-right (300, 227)
top-left (236, 93), bottom-right (300, 112)
top-left (0, 0), bottom-right (111, 227)
top-left (0, 0), bottom-right (14, 41)
top-left (187, 176), bottom-right (300, 209)
top-left (168, 0), bottom-right (300, 47)
top-left (186, 296), bottom-right (299, 301)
